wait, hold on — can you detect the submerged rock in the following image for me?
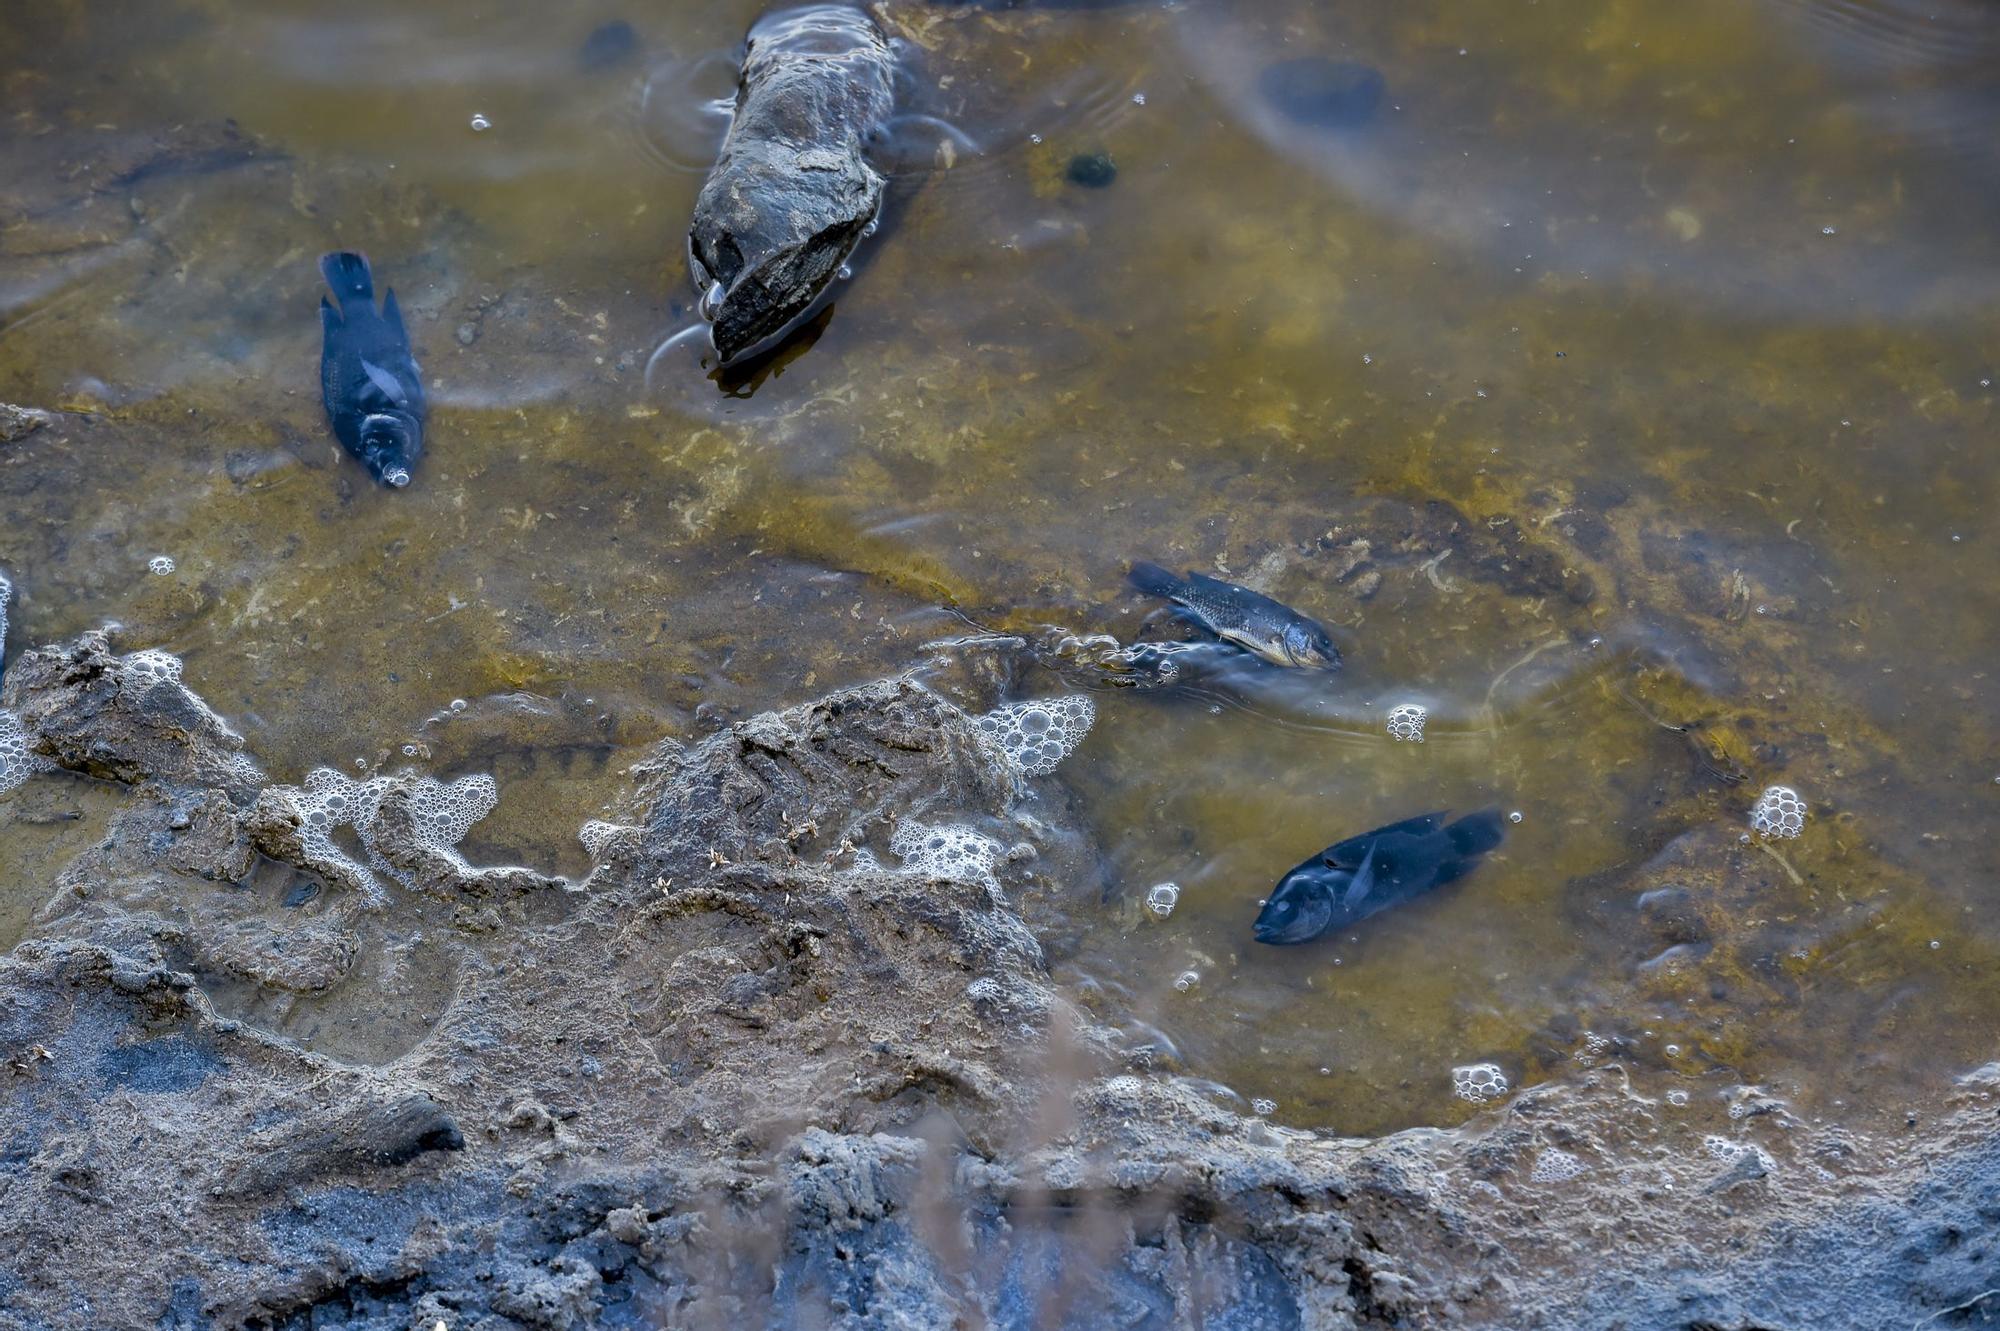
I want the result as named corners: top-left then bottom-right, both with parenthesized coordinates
top-left (687, 5), bottom-right (897, 364)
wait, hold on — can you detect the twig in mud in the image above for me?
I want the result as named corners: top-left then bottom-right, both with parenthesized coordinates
top-left (1756, 840), bottom-right (1803, 886)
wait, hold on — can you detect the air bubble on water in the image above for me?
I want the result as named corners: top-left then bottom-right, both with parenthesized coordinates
top-left (1666, 1089), bottom-right (1689, 1107)
top-left (836, 264), bottom-right (853, 280)
top-left (1452, 1062), bottom-right (1509, 1103)
top-left (470, 113), bottom-right (492, 132)
top-left (1664, 1044), bottom-right (1681, 1057)
top-left (1531, 1149), bottom-right (1585, 1183)
top-left (1508, 810), bottom-right (1524, 824)
top-left (973, 695), bottom-right (1096, 777)
top-left (1029, 133), bottom-right (1043, 145)
top-left (1387, 703), bottom-right (1428, 743)
top-left (1749, 785), bottom-right (1807, 839)
top-left (1820, 225), bottom-right (1836, 235)
top-left (1361, 353), bottom-right (1373, 365)
top-left (1251, 1097), bottom-right (1276, 1115)
top-left (148, 556), bottom-right (176, 576)
top-left (1930, 939), bottom-right (1941, 950)
top-left (1131, 92), bottom-right (1146, 105)
top-left (1173, 970), bottom-right (1200, 993)
top-left (401, 744), bottom-right (418, 757)
top-left (1144, 882), bottom-right (1181, 919)
top-left (888, 819), bottom-right (1002, 886)
top-left (449, 698), bottom-right (468, 713)
top-left (861, 220), bottom-right (878, 238)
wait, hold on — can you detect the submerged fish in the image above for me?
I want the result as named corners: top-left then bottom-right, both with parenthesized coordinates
top-left (1128, 561), bottom-right (1341, 669)
top-left (318, 251), bottom-right (425, 488)
top-left (688, 6), bottom-right (898, 365)
top-left (1253, 809), bottom-right (1505, 945)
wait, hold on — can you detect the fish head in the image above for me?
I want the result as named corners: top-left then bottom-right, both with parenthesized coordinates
top-left (1252, 866), bottom-right (1341, 945)
top-left (1278, 619), bottom-right (1342, 670)
top-left (358, 412), bottom-right (422, 489)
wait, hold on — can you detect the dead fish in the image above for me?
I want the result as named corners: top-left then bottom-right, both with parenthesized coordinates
top-left (1128, 561), bottom-right (1341, 669)
top-left (1253, 810), bottom-right (1505, 945)
top-left (318, 252), bottom-right (425, 488)
top-left (687, 5), bottom-right (897, 365)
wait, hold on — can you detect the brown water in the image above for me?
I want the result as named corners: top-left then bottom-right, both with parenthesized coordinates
top-left (1, 0), bottom-right (1997, 1136)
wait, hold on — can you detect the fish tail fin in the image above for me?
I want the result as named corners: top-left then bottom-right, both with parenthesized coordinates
top-left (319, 251), bottom-right (375, 310)
top-left (1446, 808), bottom-right (1506, 857)
top-left (1128, 560), bottom-right (1185, 599)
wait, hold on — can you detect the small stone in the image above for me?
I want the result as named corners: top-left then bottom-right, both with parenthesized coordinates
top-left (1065, 152), bottom-right (1117, 189)
top-left (456, 323), bottom-right (479, 347)
top-left (0, 403), bottom-right (52, 444)
top-left (1349, 569), bottom-right (1383, 600)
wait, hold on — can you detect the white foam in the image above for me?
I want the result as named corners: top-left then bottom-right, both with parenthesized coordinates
top-left (0, 573), bottom-right (51, 796)
top-left (1387, 702), bottom-right (1428, 743)
top-left (1750, 785), bottom-right (1807, 839)
top-left (973, 695), bottom-right (1097, 777)
top-left (579, 819), bottom-right (640, 860)
top-left (275, 766), bottom-right (500, 903)
top-left (0, 709), bottom-right (50, 796)
top-left (1530, 1149), bottom-right (1586, 1183)
top-left (888, 819), bottom-right (1002, 886)
top-left (1452, 1062), bottom-right (1509, 1104)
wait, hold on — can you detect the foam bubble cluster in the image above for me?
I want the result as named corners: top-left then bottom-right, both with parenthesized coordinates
top-left (123, 649), bottom-right (185, 688)
top-left (1750, 786), bottom-right (1807, 839)
top-left (1387, 703), bottom-right (1428, 743)
top-left (280, 767), bottom-right (499, 903)
top-left (1530, 1149), bottom-right (1586, 1183)
top-left (974, 695), bottom-right (1097, 777)
top-left (1250, 1097), bottom-right (1276, 1116)
top-left (1144, 882), bottom-right (1181, 919)
top-left (579, 820), bottom-right (640, 860)
top-left (0, 572), bottom-right (49, 796)
top-left (0, 710), bottom-right (48, 796)
top-left (1452, 1062), bottom-right (1509, 1103)
top-left (888, 819), bottom-right (1002, 886)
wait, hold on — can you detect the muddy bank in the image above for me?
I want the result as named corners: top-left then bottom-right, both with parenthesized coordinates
top-left (0, 631), bottom-right (1991, 1330)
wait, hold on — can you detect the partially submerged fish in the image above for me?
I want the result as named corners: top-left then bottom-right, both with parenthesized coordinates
top-left (688, 6), bottom-right (898, 365)
top-left (318, 252), bottom-right (425, 488)
top-left (1253, 810), bottom-right (1505, 945)
top-left (1128, 561), bottom-right (1341, 669)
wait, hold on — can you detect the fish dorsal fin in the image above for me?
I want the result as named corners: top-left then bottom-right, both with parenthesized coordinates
top-left (381, 287), bottom-right (407, 338)
top-left (1341, 843), bottom-right (1377, 908)
top-left (1323, 811), bottom-right (1447, 868)
top-left (359, 359), bottom-right (409, 407)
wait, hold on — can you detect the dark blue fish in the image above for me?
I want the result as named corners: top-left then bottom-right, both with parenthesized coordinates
top-left (318, 252), bottom-right (425, 488)
top-left (1129, 561), bottom-right (1341, 669)
top-left (1253, 809), bottom-right (1505, 945)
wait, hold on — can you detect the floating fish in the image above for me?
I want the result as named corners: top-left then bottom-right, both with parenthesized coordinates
top-left (318, 251), bottom-right (425, 488)
top-left (687, 6), bottom-right (898, 365)
top-left (1253, 809), bottom-right (1505, 945)
top-left (1128, 561), bottom-right (1341, 669)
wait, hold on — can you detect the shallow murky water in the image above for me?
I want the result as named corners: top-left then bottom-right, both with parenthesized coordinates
top-left (2, 0), bottom-right (1997, 1136)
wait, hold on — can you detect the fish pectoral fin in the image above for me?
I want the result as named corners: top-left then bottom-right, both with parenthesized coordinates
top-left (320, 296), bottom-right (340, 334)
top-left (359, 359), bottom-right (410, 408)
top-left (1340, 845), bottom-right (1377, 908)
top-left (381, 287), bottom-right (408, 339)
